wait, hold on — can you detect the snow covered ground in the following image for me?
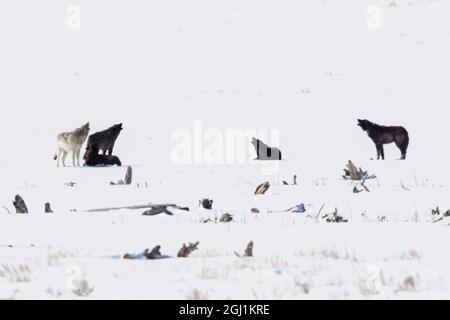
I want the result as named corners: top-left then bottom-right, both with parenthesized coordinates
top-left (1, 0), bottom-right (450, 299)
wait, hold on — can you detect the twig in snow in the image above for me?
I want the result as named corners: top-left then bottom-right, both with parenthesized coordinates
top-left (315, 203), bottom-right (326, 222)
top-left (400, 181), bottom-right (410, 191)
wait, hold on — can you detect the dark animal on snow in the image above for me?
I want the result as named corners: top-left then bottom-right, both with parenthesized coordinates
top-left (251, 137), bottom-right (282, 160)
top-left (357, 119), bottom-right (409, 160)
top-left (84, 144), bottom-right (122, 167)
top-left (83, 123), bottom-right (123, 159)
top-left (200, 199), bottom-right (213, 210)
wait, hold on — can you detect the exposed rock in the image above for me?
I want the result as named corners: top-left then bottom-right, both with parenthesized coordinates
top-left (177, 242), bottom-right (200, 258)
top-left (219, 213), bottom-right (233, 223)
top-left (45, 202), bottom-right (53, 213)
top-left (13, 195), bottom-right (28, 214)
top-left (255, 182), bottom-right (270, 195)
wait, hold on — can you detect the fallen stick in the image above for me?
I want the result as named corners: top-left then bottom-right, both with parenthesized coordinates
top-left (433, 217), bottom-right (443, 223)
top-left (142, 206), bottom-right (174, 216)
top-left (82, 203), bottom-right (188, 213)
top-left (268, 204), bottom-right (305, 214)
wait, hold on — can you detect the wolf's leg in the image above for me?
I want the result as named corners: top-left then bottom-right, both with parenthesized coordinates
top-left (61, 151), bottom-right (68, 167)
top-left (380, 145), bottom-right (385, 160)
top-left (72, 151), bottom-right (76, 167)
top-left (395, 140), bottom-right (407, 160)
top-left (56, 148), bottom-right (62, 167)
top-left (375, 144), bottom-right (381, 160)
top-left (107, 147), bottom-right (113, 156)
top-left (400, 149), bottom-right (407, 160)
top-left (76, 149), bottom-right (81, 167)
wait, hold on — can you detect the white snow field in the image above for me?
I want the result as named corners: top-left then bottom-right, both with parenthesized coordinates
top-left (1, 0), bottom-right (450, 299)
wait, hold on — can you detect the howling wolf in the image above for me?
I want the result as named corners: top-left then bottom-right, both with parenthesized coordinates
top-left (84, 123), bottom-right (123, 159)
top-left (357, 119), bottom-right (409, 160)
top-left (54, 122), bottom-right (90, 167)
top-left (251, 137), bottom-right (282, 160)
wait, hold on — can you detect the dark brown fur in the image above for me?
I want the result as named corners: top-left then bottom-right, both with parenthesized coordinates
top-left (357, 119), bottom-right (409, 160)
top-left (84, 123), bottom-right (123, 159)
top-left (84, 144), bottom-right (122, 166)
top-left (251, 137), bottom-right (282, 160)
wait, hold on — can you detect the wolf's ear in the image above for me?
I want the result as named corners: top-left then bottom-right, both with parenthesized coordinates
top-left (85, 122), bottom-right (90, 127)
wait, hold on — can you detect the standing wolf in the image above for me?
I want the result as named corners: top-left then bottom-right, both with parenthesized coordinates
top-left (357, 119), bottom-right (409, 160)
top-left (53, 122), bottom-right (90, 167)
top-left (83, 123), bottom-right (123, 158)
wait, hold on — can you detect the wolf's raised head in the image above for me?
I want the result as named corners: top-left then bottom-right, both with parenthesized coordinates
top-left (110, 123), bottom-right (123, 133)
top-left (104, 123), bottom-right (123, 140)
top-left (357, 119), bottom-right (373, 132)
top-left (75, 122), bottom-right (90, 135)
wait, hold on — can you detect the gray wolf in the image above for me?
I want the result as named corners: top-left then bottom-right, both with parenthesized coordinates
top-left (357, 119), bottom-right (409, 160)
top-left (54, 122), bottom-right (90, 167)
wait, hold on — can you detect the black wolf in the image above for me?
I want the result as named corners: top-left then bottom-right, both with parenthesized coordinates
top-left (84, 144), bottom-right (122, 167)
top-left (84, 123), bottom-right (123, 159)
top-left (251, 138), bottom-right (282, 160)
top-left (357, 119), bottom-right (409, 160)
